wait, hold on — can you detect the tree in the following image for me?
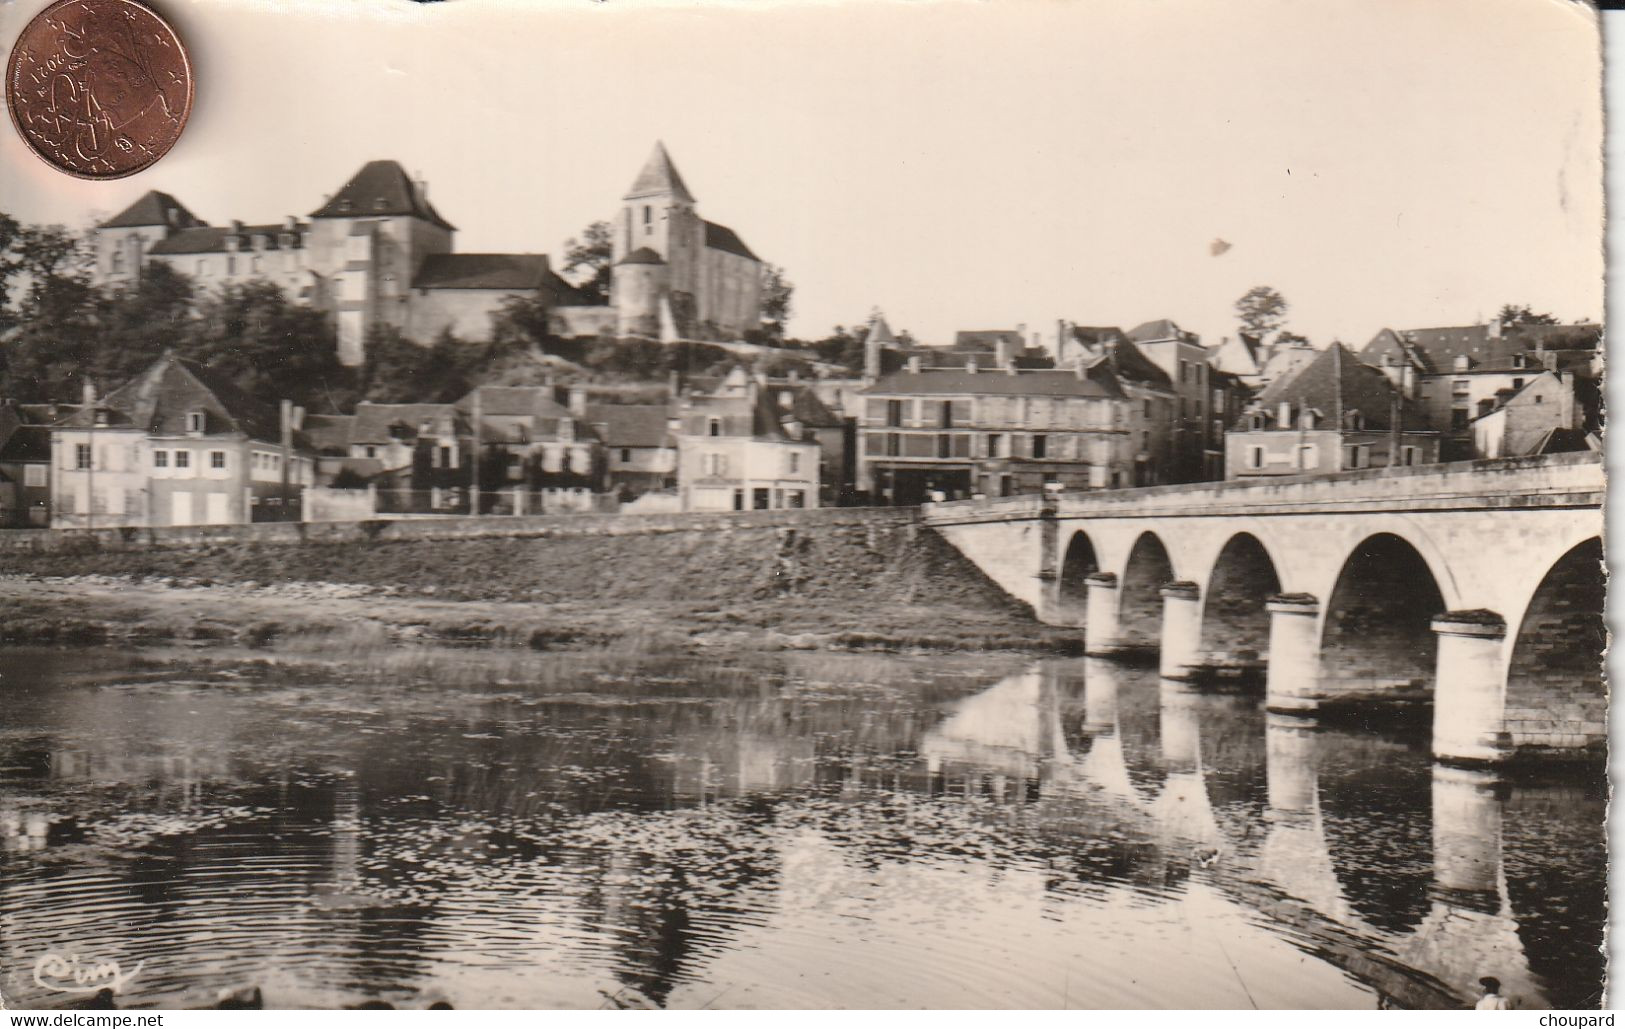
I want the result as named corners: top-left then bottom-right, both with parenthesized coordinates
top-left (562, 220), bottom-right (614, 303)
top-left (1496, 303), bottom-right (1559, 326)
top-left (187, 280), bottom-right (355, 411)
top-left (1235, 285), bottom-right (1288, 337)
top-left (760, 264), bottom-right (794, 338)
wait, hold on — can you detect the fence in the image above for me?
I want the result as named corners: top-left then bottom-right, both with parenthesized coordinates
top-left (304, 485), bottom-right (620, 522)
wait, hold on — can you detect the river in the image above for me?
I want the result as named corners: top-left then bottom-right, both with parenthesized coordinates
top-left (0, 646), bottom-right (1605, 1009)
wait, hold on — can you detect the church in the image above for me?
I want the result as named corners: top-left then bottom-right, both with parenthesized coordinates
top-left (92, 143), bottom-right (766, 366)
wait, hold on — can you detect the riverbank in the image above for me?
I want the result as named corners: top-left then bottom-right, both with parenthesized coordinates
top-left (0, 518), bottom-right (1082, 654)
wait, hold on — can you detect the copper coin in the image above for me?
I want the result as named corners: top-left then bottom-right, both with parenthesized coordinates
top-left (6, 0), bottom-right (193, 179)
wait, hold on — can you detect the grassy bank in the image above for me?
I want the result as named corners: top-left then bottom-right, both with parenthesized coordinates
top-left (0, 524), bottom-right (1078, 655)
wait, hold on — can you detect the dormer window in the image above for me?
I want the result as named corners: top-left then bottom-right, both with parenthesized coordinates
top-left (339, 199), bottom-right (353, 213)
top-left (94, 409), bottom-right (109, 427)
top-left (186, 411), bottom-right (205, 434)
top-left (707, 417), bottom-right (721, 437)
top-left (1453, 354), bottom-right (1471, 372)
top-left (1513, 353), bottom-right (1528, 369)
top-left (374, 198), bottom-right (388, 211)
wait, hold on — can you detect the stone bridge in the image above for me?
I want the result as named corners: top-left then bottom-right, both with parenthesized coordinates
top-left (922, 453), bottom-right (1605, 765)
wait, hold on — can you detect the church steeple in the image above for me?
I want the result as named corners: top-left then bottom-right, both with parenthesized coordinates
top-left (624, 141), bottom-right (696, 204)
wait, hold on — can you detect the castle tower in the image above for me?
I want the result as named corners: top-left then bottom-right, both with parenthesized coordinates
top-left (614, 142), bottom-right (703, 300)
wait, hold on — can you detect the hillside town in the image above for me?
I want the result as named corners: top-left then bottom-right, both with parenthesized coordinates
top-left (0, 144), bottom-right (1603, 530)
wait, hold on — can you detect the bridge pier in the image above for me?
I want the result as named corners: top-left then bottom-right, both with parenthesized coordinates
top-left (1084, 572), bottom-right (1130, 656)
top-left (1265, 594), bottom-right (1322, 714)
top-left (1431, 613), bottom-right (1511, 766)
top-left (1158, 582), bottom-right (1202, 679)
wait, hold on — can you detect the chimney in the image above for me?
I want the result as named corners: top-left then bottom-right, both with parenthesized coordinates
top-left (966, 356), bottom-right (978, 374)
top-left (567, 387), bottom-right (587, 418)
top-left (1005, 360), bottom-right (1018, 377)
top-left (81, 378), bottom-right (96, 408)
top-left (284, 215), bottom-right (297, 232)
top-left (1016, 322), bottom-right (1027, 341)
top-left (230, 219), bottom-right (244, 234)
top-left (415, 175), bottom-right (429, 202)
top-left (995, 337), bottom-right (1012, 370)
top-left (787, 368), bottom-right (800, 383)
top-left (906, 355), bottom-right (922, 374)
top-left (291, 404), bottom-right (306, 431)
top-left (864, 332), bottom-right (882, 384)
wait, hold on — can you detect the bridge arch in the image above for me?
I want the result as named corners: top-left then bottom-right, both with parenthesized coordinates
top-left (1198, 532), bottom-right (1283, 666)
top-left (1504, 537), bottom-right (1605, 757)
top-left (1318, 533), bottom-right (1447, 702)
top-left (1118, 531), bottom-right (1175, 651)
top-left (1055, 530), bottom-right (1100, 627)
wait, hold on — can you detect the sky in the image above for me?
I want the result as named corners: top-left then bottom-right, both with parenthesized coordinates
top-left (0, 0), bottom-right (1604, 349)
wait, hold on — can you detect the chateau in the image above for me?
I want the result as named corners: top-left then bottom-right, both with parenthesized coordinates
top-left (92, 143), bottom-right (766, 366)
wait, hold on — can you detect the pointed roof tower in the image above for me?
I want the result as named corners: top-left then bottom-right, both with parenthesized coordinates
top-left (865, 315), bottom-right (898, 346)
top-left (624, 141), bottom-right (696, 204)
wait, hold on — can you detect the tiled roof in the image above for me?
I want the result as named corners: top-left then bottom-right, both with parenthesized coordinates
top-left (1126, 318), bottom-right (1194, 343)
top-left (350, 403), bottom-right (463, 444)
top-left (309, 160), bottom-right (456, 231)
top-left (1254, 342), bottom-right (1419, 431)
top-left (625, 142), bottom-right (696, 203)
top-left (864, 368), bottom-right (1121, 398)
top-left (301, 414), bottom-right (355, 454)
top-left (1099, 338), bottom-right (1173, 389)
top-left (101, 190), bottom-right (204, 230)
top-left (0, 424), bottom-right (50, 462)
top-left (585, 404), bottom-right (672, 448)
top-left (704, 221), bottom-right (758, 261)
top-left (411, 254), bottom-right (559, 291)
top-left (455, 386), bottom-right (601, 442)
top-left (59, 353), bottom-right (286, 443)
top-left (761, 384), bottom-right (846, 428)
top-left (147, 223), bottom-right (306, 255)
top-left (1358, 322), bottom-right (1601, 374)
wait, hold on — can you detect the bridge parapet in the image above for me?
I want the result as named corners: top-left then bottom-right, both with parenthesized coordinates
top-left (922, 453), bottom-right (1601, 525)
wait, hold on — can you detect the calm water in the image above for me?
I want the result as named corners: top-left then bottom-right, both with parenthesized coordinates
top-left (0, 646), bottom-right (1605, 1009)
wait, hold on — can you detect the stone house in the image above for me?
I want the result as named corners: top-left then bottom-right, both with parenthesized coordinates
top-left (1225, 343), bottom-right (1439, 479)
top-left (1469, 371), bottom-right (1591, 459)
top-left (585, 403), bottom-right (678, 497)
top-left (675, 375), bottom-right (820, 511)
top-left (456, 386), bottom-right (605, 499)
top-left (49, 354), bottom-right (314, 528)
top-left (857, 361), bottom-right (1160, 505)
top-left (1125, 318), bottom-right (1220, 482)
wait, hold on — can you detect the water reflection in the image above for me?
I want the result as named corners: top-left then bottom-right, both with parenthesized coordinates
top-left (0, 648), bottom-right (1604, 1009)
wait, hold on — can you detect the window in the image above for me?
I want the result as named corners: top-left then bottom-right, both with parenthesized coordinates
top-left (1142, 399), bottom-right (1152, 418)
top-left (1533, 394), bottom-right (1544, 404)
top-left (1512, 378), bottom-right (1525, 390)
top-left (787, 490), bottom-right (805, 509)
top-left (24, 465), bottom-right (46, 487)
top-left (1452, 379), bottom-right (1470, 397)
top-left (1211, 419), bottom-right (1224, 441)
top-left (788, 451), bottom-right (801, 474)
top-left (1401, 446), bottom-right (1420, 466)
top-left (1032, 434), bottom-right (1047, 459)
top-left (621, 448), bottom-right (632, 463)
top-left (939, 400), bottom-right (954, 428)
top-left (752, 488), bottom-right (770, 510)
top-left (250, 255), bottom-right (262, 274)
top-left (209, 451), bottom-right (226, 469)
top-left (154, 450), bottom-right (169, 468)
top-left (176, 450), bottom-right (191, 469)
top-left (1246, 445), bottom-right (1265, 470)
top-left (226, 255), bottom-right (236, 276)
top-left (1295, 444), bottom-right (1319, 470)
top-left (704, 452), bottom-right (727, 476)
top-left (365, 445), bottom-right (378, 458)
top-left (1345, 444), bottom-right (1371, 469)
top-left (707, 417), bottom-right (721, 437)
top-left (75, 444), bottom-right (92, 469)
top-left (936, 434), bottom-right (952, 459)
top-left (1451, 409), bottom-right (1469, 429)
top-left (440, 445), bottom-right (454, 468)
top-left (885, 400), bottom-right (904, 428)
top-left (111, 250), bottom-right (125, 273)
top-left (187, 411), bottom-right (205, 433)
top-left (986, 433), bottom-right (1002, 458)
top-left (885, 433), bottom-right (901, 457)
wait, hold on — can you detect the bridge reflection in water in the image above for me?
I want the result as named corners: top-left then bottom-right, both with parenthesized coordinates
top-left (0, 649), bottom-right (1604, 1010)
top-left (916, 659), bottom-right (1603, 1009)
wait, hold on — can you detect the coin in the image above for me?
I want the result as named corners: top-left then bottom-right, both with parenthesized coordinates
top-left (6, 0), bottom-right (193, 179)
